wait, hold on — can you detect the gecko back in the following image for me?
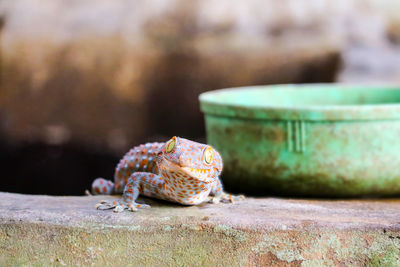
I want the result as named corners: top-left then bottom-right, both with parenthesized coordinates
top-left (92, 142), bottom-right (164, 194)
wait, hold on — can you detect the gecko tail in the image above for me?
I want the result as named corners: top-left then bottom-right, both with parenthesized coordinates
top-left (91, 178), bottom-right (115, 195)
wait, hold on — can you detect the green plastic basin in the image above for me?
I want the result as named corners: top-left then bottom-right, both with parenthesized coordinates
top-left (199, 84), bottom-right (400, 197)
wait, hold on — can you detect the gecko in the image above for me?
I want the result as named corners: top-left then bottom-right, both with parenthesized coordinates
top-left (92, 136), bottom-right (244, 212)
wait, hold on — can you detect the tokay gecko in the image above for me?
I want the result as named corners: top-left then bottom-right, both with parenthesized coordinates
top-left (92, 136), bottom-right (244, 212)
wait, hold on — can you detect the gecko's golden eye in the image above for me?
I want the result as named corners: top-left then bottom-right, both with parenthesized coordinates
top-left (204, 146), bottom-right (214, 164)
top-left (166, 137), bottom-right (176, 153)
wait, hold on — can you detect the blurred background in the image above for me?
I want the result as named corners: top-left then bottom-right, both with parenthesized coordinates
top-left (1, 0), bottom-right (400, 195)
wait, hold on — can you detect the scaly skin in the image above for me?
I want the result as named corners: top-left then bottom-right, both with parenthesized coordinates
top-left (92, 136), bottom-right (244, 212)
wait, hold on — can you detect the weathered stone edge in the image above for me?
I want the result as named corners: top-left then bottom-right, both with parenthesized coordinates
top-left (1, 220), bottom-right (400, 266)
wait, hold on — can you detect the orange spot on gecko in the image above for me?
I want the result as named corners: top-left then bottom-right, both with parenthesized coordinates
top-left (115, 182), bottom-right (121, 189)
top-left (140, 159), bottom-right (149, 168)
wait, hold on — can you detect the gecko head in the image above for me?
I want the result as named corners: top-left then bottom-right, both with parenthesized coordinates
top-left (158, 136), bottom-right (223, 182)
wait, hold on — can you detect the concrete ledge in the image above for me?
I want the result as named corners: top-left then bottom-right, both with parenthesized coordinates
top-left (1, 192), bottom-right (400, 266)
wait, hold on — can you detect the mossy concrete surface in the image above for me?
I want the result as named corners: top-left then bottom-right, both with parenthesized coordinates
top-left (1, 192), bottom-right (400, 266)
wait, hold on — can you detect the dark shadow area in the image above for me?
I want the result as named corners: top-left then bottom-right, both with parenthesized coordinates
top-left (0, 140), bottom-right (118, 195)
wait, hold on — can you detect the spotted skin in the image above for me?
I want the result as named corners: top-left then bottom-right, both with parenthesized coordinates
top-left (93, 136), bottom-right (244, 212)
top-left (92, 142), bottom-right (162, 195)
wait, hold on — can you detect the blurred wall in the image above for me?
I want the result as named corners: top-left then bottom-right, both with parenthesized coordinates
top-left (0, 0), bottom-right (344, 154)
top-left (0, 0), bottom-right (399, 194)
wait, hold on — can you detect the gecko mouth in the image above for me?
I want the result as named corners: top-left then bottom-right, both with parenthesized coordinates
top-left (181, 167), bottom-right (211, 175)
top-left (162, 158), bottom-right (211, 180)
top-left (181, 167), bottom-right (214, 184)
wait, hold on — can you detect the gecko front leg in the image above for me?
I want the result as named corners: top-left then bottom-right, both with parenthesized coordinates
top-left (208, 178), bottom-right (245, 204)
top-left (96, 172), bottom-right (163, 212)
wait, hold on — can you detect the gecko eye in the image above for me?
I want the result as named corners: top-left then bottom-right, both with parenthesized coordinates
top-left (165, 137), bottom-right (176, 153)
top-left (204, 146), bottom-right (214, 164)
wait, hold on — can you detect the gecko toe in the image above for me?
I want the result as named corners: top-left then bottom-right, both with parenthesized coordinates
top-left (113, 205), bottom-right (125, 213)
top-left (127, 204), bottom-right (138, 212)
top-left (136, 203), bottom-right (151, 209)
top-left (95, 203), bottom-right (113, 210)
top-left (208, 197), bottom-right (221, 204)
